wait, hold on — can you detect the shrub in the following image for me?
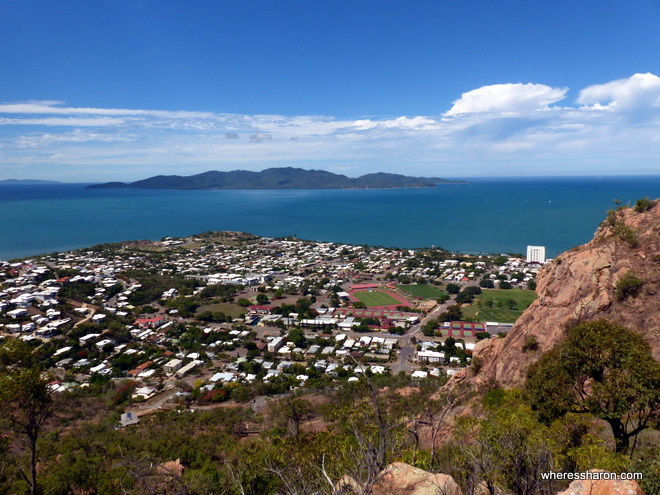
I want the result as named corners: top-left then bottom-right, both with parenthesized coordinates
top-left (634, 196), bottom-right (656, 213)
top-left (615, 273), bottom-right (644, 301)
top-left (604, 201), bottom-right (639, 248)
top-left (522, 336), bottom-right (539, 352)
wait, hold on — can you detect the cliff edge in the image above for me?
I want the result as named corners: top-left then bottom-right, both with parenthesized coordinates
top-left (464, 200), bottom-right (660, 389)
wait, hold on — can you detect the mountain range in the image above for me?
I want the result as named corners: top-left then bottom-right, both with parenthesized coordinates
top-left (86, 167), bottom-right (464, 190)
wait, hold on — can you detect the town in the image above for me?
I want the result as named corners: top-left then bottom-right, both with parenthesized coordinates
top-left (0, 231), bottom-right (543, 425)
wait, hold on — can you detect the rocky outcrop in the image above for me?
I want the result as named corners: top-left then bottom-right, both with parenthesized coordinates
top-left (370, 462), bottom-right (462, 495)
top-left (461, 201), bottom-right (660, 389)
top-left (157, 458), bottom-right (184, 477)
top-left (555, 470), bottom-right (644, 495)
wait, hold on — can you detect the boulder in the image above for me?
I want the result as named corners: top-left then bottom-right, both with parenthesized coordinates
top-left (556, 470), bottom-right (644, 495)
top-left (371, 462), bottom-right (462, 495)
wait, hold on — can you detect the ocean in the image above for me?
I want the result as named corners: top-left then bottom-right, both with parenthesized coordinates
top-left (2, 176), bottom-right (660, 261)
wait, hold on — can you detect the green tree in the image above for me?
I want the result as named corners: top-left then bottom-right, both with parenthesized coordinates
top-left (441, 390), bottom-right (556, 495)
top-left (446, 283), bottom-right (460, 294)
top-left (287, 328), bottom-right (307, 349)
top-left (525, 319), bottom-right (660, 453)
top-left (439, 304), bottom-right (462, 322)
top-left (0, 339), bottom-right (56, 495)
top-left (256, 293), bottom-right (269, 305)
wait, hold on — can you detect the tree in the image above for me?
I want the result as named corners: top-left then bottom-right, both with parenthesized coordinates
top-left (455, 291), bottom-right (475, 304)
top-left (442, 390), bottom-right (556, 495)
top-left (525, 319), bottom-right (660, 453)
top-left (0, 339), bottom-right (56, 495)
top-left (256, 293), bottom-right (269, 305)
top-left (439, 304), bottom-right (462, 322)
top-left (446, 283), bottom-right (460, 294)
top-left (287, 328), bottom-right (306, 349)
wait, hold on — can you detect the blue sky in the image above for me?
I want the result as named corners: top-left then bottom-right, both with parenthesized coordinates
top-left (2, 0), bottom-right (660, 182)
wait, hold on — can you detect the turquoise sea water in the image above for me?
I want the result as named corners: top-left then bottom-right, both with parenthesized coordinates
top-left (2, 176), bottom-right (660, 261)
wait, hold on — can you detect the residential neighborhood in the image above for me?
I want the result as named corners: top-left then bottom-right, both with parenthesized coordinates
top-left (0, 231), bottom-right (541, 418)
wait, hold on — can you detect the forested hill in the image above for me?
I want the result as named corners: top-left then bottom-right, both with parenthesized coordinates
top-left (86, 167), bottom-right (465, 190)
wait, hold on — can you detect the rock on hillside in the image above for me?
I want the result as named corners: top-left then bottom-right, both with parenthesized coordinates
top-left (466, 200), bottom-right (660, 389)
top-left (555, 470), bottom-right (644, 495)
top-left (370, 462), bottom-right (462, 495)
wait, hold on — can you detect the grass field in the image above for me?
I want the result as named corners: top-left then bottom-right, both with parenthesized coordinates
top-left (353, 290), bottom-right (402, 307)
top-left (462, 289), bottom-right (537, 323)
top-left (196, 302), bottom-right (243, 318)
top-left (397, 284), bottom-right (446, 299)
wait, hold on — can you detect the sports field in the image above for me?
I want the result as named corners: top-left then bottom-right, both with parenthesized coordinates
top-left (397, 284), bottom-right (446, 299)
top-left (352, 290), bottom-right (403, 307)
top-left (462, 289), bottom-right (537, 323)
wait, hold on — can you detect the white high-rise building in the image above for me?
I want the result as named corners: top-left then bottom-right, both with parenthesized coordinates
top-left (526, 245), bottom-right (546, 264)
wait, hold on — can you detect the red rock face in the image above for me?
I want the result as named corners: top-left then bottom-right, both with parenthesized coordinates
top-left (467, 201), bottom-right (660, 389)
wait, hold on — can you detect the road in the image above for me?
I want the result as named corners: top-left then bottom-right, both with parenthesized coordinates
top-left (388, 295), bottom-right (457, 373)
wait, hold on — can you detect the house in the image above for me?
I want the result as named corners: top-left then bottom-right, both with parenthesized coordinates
top-left (132, 387), bottom-right (156, 400)
top-left (175, 360), bottom-right (202, 378)
top-left (416, 350), bottom-right (445, 363)
top-left (248, 305), bottom-right (275, 315)
top-left (119, 411), bottom-right (139, 427)
top-left (267, 336), bottom-right (285, 353)
top-left (134, 317), bottom-right (166, 329)
top-left (6, 308), bottom-right (29, 319)
top-left (163, 358), bottom-right (183, 375)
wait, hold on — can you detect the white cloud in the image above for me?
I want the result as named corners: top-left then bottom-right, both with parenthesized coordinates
top-left (1, 73), bottom-right (660, 180)
top-left (577, 73), bottom-right (660, 111)
top-left (353, 116), bottom-right (436, 130)
top-left (444, 83), bottom-right (568, 116)
top-left (0, 101), bottom-right (216, 119)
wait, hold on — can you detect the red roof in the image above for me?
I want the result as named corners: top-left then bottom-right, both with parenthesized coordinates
top-left (350, 283), bottom-right (380, 290)
top-left (135, 317), bottom-right (164, 325)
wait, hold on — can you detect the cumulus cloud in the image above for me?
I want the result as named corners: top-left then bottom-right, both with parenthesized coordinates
top-left (577, 73), bottom-right (660, 111)
top-left (225, 132), bottom-right (240, 139)
top-left (444, 83), bottom-right (568, 116)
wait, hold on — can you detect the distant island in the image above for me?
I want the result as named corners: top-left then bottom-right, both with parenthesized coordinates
top-left (86, 167), bottom-right (466, 190)
top-left (0, 179), bottom-right (62, 185)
